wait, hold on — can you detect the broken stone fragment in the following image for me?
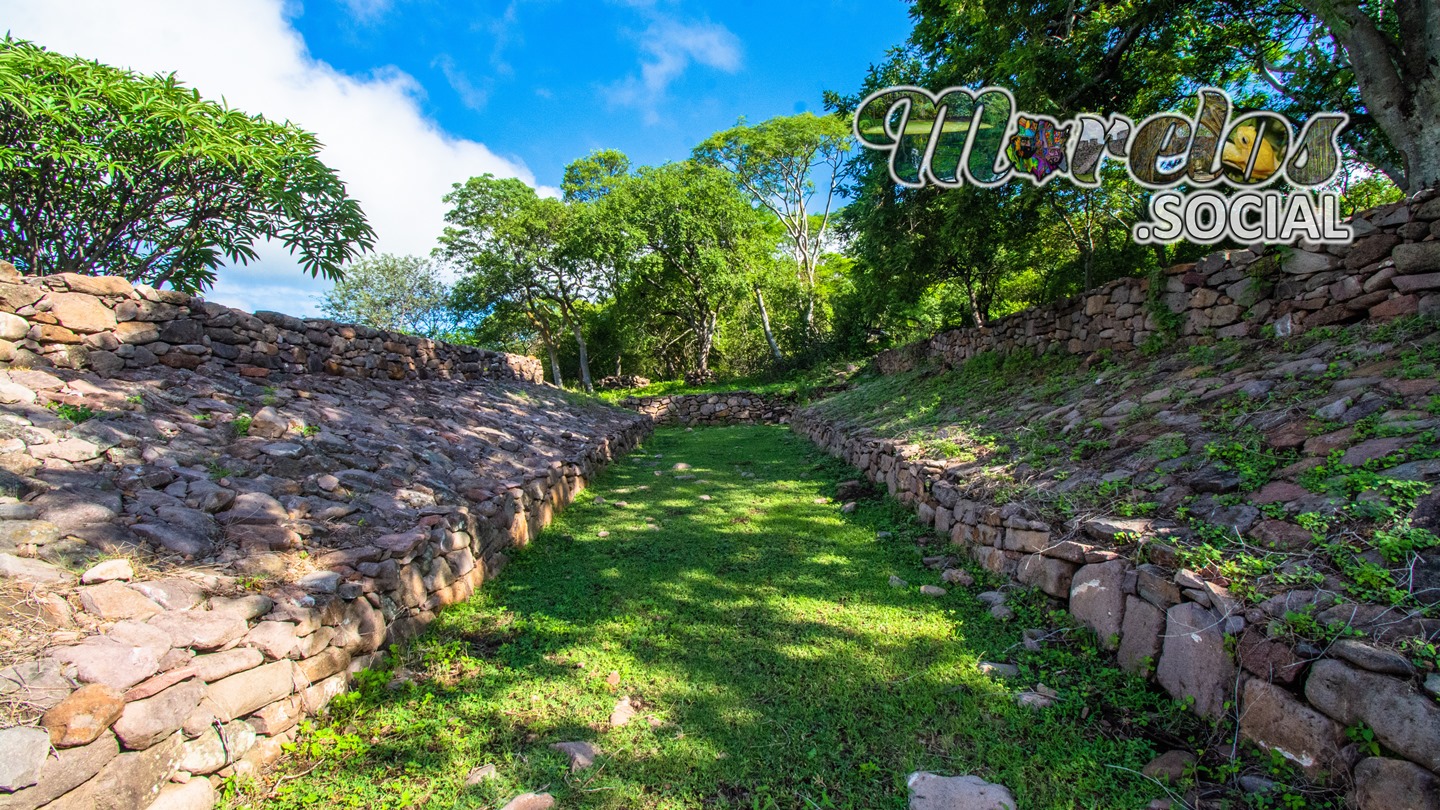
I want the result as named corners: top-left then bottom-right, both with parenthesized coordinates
top-left (550, 740), bottom-right (597, 772)
top-left (906, 771), bottom-right (1016, 810)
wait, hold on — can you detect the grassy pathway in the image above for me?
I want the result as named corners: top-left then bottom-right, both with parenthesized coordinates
top-left (245, 426), bottom-right (1196, 809)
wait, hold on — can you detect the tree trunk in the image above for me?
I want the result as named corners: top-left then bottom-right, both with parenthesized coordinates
top-left (1300, 0), bottom-right (1440, 191)
top-left (754, 284), bottom-right (783, 364)
top-left (696, 312), bottom-right (717, 374)
top-left (569, 318), bottom-right (594, 393)
top-left (532, 312), bottom-right (563, 388)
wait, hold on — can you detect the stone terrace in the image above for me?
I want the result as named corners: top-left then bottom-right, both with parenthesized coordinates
top-left (0, 274), bottom-right (649, 809)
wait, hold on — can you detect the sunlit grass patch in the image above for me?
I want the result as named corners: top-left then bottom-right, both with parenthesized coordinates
top-left (239, 426), bottom-right (1197, 810)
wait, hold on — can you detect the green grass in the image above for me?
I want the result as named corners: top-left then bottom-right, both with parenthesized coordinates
top-left (243, 426), bottom-right (1201, 810)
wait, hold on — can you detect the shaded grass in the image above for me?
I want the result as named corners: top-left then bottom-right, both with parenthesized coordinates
top-left (238, 426), bottom-right (1199, 810)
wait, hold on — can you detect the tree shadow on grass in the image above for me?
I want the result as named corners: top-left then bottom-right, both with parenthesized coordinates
top-left (264, 426), bottom-right (1192, 810)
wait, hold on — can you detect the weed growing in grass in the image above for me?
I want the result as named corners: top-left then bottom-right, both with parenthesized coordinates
top-left (232, 413), bottom-right (253, 437)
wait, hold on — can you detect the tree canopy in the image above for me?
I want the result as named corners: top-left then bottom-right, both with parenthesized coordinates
top-left (0, 37), bottom-right (373, 292)
top-left (319, 254), bottom-right (453, 336)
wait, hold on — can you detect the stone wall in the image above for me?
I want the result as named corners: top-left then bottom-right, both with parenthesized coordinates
top-left (876, 190), bottom-right (1440, 375)
top-left (793, 410), bottom-right (1440, 808)
top-left (0, 263), bottom-right (543, 384)
top-left (621, 392), bottom-right (794, 426)
top-left (0, 270), bottom-right (651, 809)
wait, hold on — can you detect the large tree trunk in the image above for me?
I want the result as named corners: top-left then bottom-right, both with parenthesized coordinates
top-left (754, 284), bottom-right (783, 364)
top-left (1303, 0), bottom-right (1440, 191)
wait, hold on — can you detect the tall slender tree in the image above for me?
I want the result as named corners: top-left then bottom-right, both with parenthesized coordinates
top-left (694, 114), bottom-right (851, 348)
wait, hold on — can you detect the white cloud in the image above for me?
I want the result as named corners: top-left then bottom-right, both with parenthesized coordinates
top-left (433, 54), bottom-right (491, 111)
top-left (0, 0), bottom-right (544, 316)
top-left (606, 15), bottom-right (742, 124)
top-left (339, 0), bottom-right (394, 24)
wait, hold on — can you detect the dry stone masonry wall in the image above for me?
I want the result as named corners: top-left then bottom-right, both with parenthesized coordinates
top-left (621, 392), bottom-right (794, 426)
top-left (0, 262), bottom-right (542, 385)
top-left (797, 192), bottom-right (1440, 809)
top-left (794, 412), bottom-right (1440, 809)
top-left (876, 189), bottom-right (1440, 375)
top-left (0, 271), bottom-right (650, 809)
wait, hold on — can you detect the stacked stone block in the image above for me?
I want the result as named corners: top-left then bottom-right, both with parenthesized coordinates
top-left (0, 263), bottom-right (542, 385)
top-left (876, 190), bottom-right (1440, 375)
top-left (621, 392), bottom-right (793, 426)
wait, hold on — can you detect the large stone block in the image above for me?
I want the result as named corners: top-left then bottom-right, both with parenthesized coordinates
top-left (1353, 757), bottom-right (1440, 810)
top-left (141, 778), bottom-right (216, 810)
top-left (41, 683), bottom-right (124, 748)
top-left (44, 731), bottom-right (182, 810)
top-left (1239, 678), bottom-right (1344, 778)
top-left (179, 719), bottom-right (256, 775)
top-left (1116, 596), bottom-right (1165, 676)
top-left (112, 680), bottom-right (205, 750)
top-left (0, 732), bottom-right (118, 810)
top-left (1016, 554), bottom-right (1076, 599)
top-left (45, 293), bottom-right (117, 333)
top-left (148, 610), bottom-right (248, 651)
top-left (1156, 602), bottom-right (1234, 719)
top-left (0, 727), bottom-right (50, 792)
top-left (1305, 659), bottom-right (1440, 772)
top-left (205, 660), bottom-right (296, 722)
top-left (1395, 241), bottom-right (1440, 274)
top-left (1069, 560), bottom-right (1128, 649)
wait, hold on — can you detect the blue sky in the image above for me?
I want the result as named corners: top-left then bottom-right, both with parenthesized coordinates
top-left (3, 0), bottom-right (914, 314)
top-left (296, 0), bottom-right (913, 187)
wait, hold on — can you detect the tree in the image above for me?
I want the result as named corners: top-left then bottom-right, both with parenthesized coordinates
top-left (439, 175), bottom-right (602, 391)
top-left (599, 162), bottom-right (772, 376)
top-left (561, 149), bottom-right (631, 203)
top-left (0, 37), bottom-right (373, 292)
top-left (694, 114), bottom-right (851, 348)
top-left (319, 254), bottom-right (453, 335)
top-left (894, 0), bottom-right (1440, 191)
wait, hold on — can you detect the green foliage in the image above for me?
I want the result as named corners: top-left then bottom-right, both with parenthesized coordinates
top-left (595, 161), bottom-right (777, 376)
top-left (1145, 433), bottom-right (1188, 461)
top-left (0, 37), bottom-right (373, 292)
top-left (1203, 432), bottom-right (1287, 491)
top-left (694, 113), bottom-right (851, 352)
top-left (46, 402), bottom-right (96, 423)
top-left (231, 413), bottom-right (252, 437)
top-left (1401, 638), bottom-right (1439, 673)
top-left (1371, 522), bottom-right (1440, 564)
top-left (320, 254), bottom-right (457, 336)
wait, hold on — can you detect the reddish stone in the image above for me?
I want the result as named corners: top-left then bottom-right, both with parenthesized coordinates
top-left (41, 684), bottom-right (125, 747)
top-left (1353, 757), bottom-right (1440, 810)
top-left (1342, 437), bottom-right (1409, 467)
top-left (1265, 422), bottom-right (1309, 449)
top-left (1237, 630), bottom-right (1307, 685)
top-left (1370, 294), bottom-right (1420, 319)
top-left (1249, 519), bottom-right (1314, 551)
top-left (1239, 678), bottom-right (1345, 778)
top-left (1252, 481), bottom-right (1308, 505)
top-left (1303, 428), bottom-right (1354, 457)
